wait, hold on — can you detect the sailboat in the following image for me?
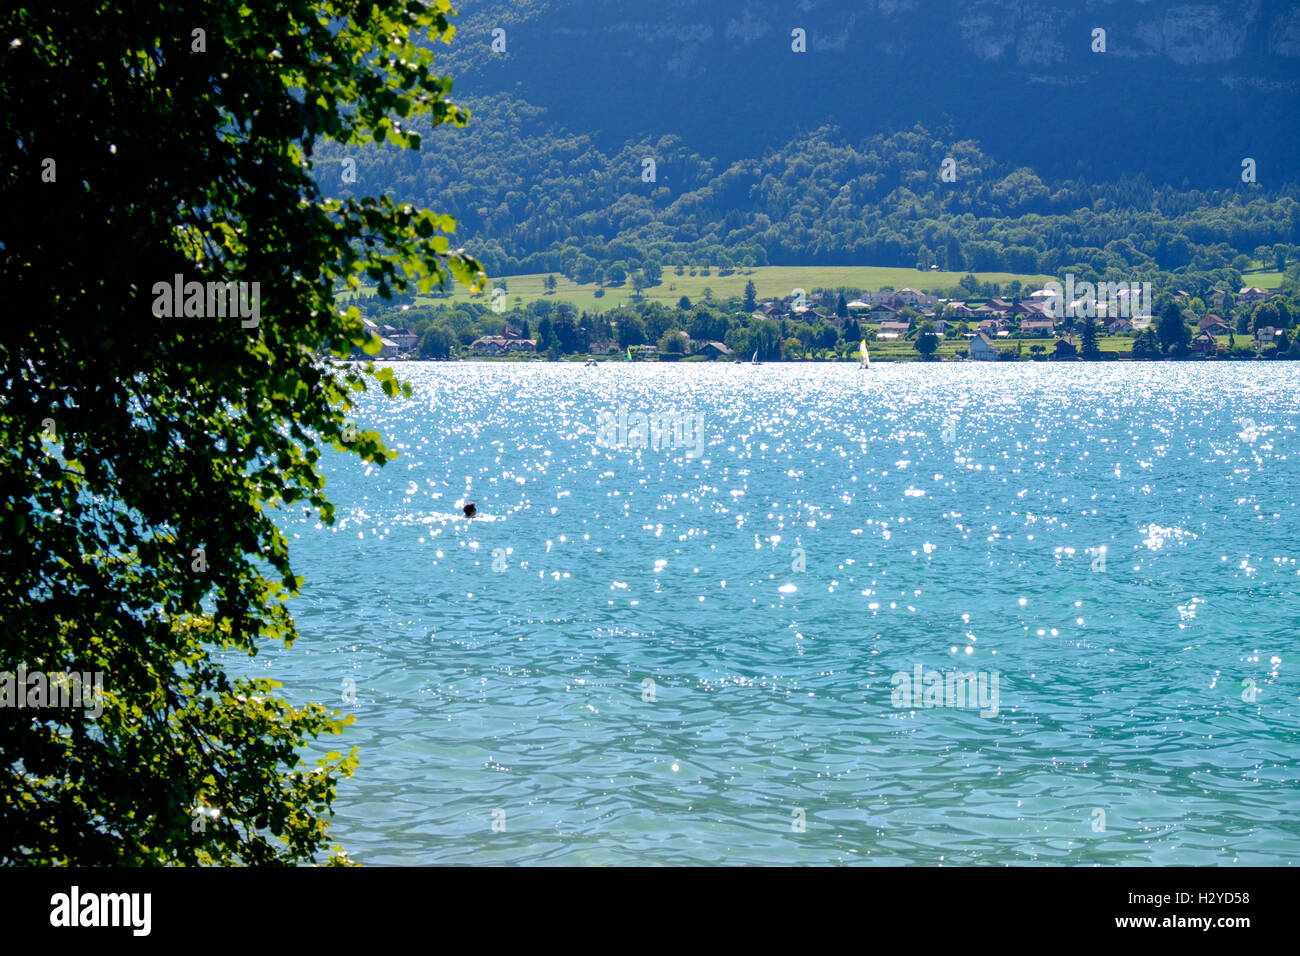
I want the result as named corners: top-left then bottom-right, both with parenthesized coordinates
top-left (751, 349), bottom-right (760, 365)
top-left (859, 338), bottom-right (872, 371)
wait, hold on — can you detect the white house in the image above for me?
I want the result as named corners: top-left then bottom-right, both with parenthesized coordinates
top-left (895, 287), bottom-right (936, 308)
top-left (971, 331), bottom-right (1000, 361)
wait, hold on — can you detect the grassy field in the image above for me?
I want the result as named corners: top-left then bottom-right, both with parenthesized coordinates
top-left (845, 331), bottom-right (1252, 362)
top-left (342, 262), bottom-right (1292, 312)
top-left (1241, 270), bottom-right (1286, 289)
top-left (857, 335), bottom-right (1118, 361)
top-left (443, 330), bottom-right (1255, 363)
top-left (577, 333), bottom-right (1205, 362)
top-left (379, 265), bottom-right (1057, 314)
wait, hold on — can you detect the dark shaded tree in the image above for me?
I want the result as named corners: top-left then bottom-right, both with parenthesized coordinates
top-left (1157, 301), bottom-right (1191, 353)
top-left (1080, 316), bottom-right (1100, 359)
top-left (914, 322), bottom-right (939, 359)
top-left (420, 326), bottom-right (457, 359)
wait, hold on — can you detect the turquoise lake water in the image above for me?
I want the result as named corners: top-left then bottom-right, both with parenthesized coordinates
top-left (258, 362), bottom-right (1299, 864)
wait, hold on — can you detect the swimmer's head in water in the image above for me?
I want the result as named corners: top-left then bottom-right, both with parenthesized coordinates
top-left (462, 502), bottom-right (477, 518)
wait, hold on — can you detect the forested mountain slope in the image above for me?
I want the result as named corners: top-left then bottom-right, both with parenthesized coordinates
top-left (313, 1), bottom-right (1300, 282)
top-left (435, 0), bottom-right (1299, 186)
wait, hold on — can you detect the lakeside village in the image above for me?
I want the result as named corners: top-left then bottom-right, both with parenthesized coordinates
top-left (350, 278), bottom-right (1299, 363)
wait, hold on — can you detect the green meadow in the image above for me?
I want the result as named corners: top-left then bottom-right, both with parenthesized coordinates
top-left (357, 265), bottom-right (1057, 313)
top-left (344, 264), bottom-right (1289, 313)
top-left (856, 333), bottom-right (1243, 361)
top-left (577, 332), bottom-right (1246, 362)
top-left (1240, 270), bottom-right (1285, 289)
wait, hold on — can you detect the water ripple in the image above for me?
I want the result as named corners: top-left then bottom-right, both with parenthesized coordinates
top-left (254, 362), bottom-right (1300, 864)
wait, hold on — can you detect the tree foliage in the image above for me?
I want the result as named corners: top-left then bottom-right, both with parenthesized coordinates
top-left (321, 107), bottom-right (1300, 284)
top-left (0, 0), bottom-right (482, 864)
top-left (1080, 317), bottom-right (1100, 359)
top-left (913, 323), bottom-right (939, 359)
top-left (1157, 301), bottom-right (1191, 354)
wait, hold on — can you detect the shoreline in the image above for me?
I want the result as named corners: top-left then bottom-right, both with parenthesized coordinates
top-left (344, 352), bottom-right (1294, 365)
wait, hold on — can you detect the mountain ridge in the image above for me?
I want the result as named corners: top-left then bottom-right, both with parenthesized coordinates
top-left (432, 0), bottom-right (1299, 186)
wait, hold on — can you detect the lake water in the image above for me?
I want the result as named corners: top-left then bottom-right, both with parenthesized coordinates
top-left (257, 362), bottom-right (1300, 864)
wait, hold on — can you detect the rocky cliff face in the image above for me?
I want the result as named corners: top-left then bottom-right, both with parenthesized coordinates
top-left (439, 0), bottom-right (1298, 186)
top-left (1132, 1), bottom-right (1254, 64)
top-left (953, 0), bottom-right (1278, 66)
top-left (449, 0), bottom-right (1297, 69)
